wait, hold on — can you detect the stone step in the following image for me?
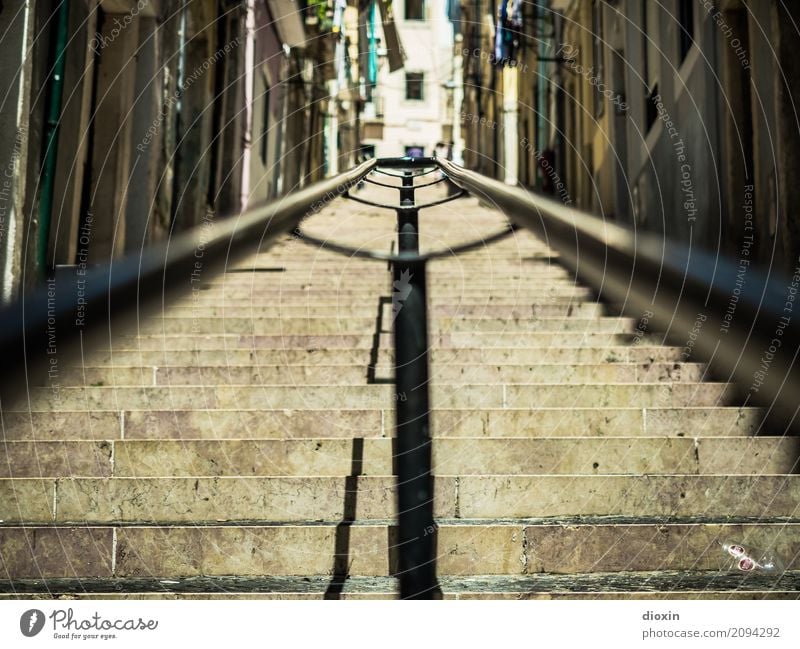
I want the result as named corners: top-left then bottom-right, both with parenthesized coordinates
top-left (218, 268), bottom-right (572, 278)
top-left (205, 271), bottom-right (576, 284)
top-left (0, 407), bottom-right (766, 441)
top-left (223, 255), bottom-right (560, 264)
top-left (233, 265), bottom-right (568, 275)
top-left (1, 520), bottom-right (798, 579)
top-left (2, 475), bottom-right (798, 523)
top-left (235, 250), bottom-right (557, 258)
top-left (203, 283), bottom-right (578, 294)
top-left (137, 316), bottom-right (634, 335)
top-left (84, 346), bottom-right (687, 366)
top-left (202, 266), bottom-right (572, 276)
top-left (187, 287), bottom-right (595, 299)
top-left (51, 362), bottom-right (708, 387)
top-left (2, 436), bottom-right (792, 478)
top-left (197, 279), bottom-right (578, 291)
top-left (235, 246), bottom-right (555, 256)
top-left (221, 260), bottom-right (569, 269)
top-left (109, 436), bottom-right (800, 477)
top-left (173, 295), bottom-right (597, 307)
top-left (3, 573), bottom-right (800, 599)
top-left (102, 332), bottom-right (662, 350)
top-left (24, 383), bottom-right (739, 410)
top-left (157, 303), bottom-right (606, 318)
top-left (223, 257), bottom-right (563, 264)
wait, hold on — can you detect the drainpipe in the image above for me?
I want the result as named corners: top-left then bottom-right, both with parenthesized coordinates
top-left (502, 65), bottom-right (518, 185)
top-left (37, 0), bottom-right (70, 275)
top-left (240, 0), bottom-right (256, 211)
top-left (368, 1), bottom-right (377, 91)
top-left (275, 49), bottom-right (288, 196)
top-left (325, 80), bottom-right (339, 176)
top-left (452, 34), bottom-right (464, 165)
top-left (472, 0), bottom-right (482, 173)
top-left (536, 0), bottom-right (546, 190)
top-left (171, 1), bottom-right (188, 226)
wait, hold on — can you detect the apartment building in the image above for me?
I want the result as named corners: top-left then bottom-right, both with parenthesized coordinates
top-left (0, 0), bottom-right (366, 299)
top-left (363, 0), bottom-right (455, 158)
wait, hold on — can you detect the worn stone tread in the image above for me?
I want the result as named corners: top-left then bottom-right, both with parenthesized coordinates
top-left (49, 362), bottom-right (709, 387)
top-left (1, 407), bottom-right (772, 440)
top-left (2, 475), bottom-right (799, 524)
top-left (0, 436), bottom-right (788, 478)
top-left (3, 520), bottom-right (798, 578)
top-left (1, 572), bottom-right (798, 599)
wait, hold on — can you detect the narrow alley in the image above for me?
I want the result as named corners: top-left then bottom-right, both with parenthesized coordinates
top-left (2, 0), bottom-right (800, 620)
top-left (3, 170), bottom-right (800, 599)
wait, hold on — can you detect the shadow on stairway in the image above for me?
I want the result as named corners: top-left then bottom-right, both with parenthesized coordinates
top-left (325, 438), bottom-right (364, 599)
top-left (367, 296), bottom-right (393, 384)
top-left (324, 438), bottom-right (404, 599)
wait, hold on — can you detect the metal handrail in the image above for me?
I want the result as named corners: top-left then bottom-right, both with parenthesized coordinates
top-left (2, 155), bottom-right (799, 602)
top-left (0, 158), bottom-right (376, 404)
top-left (437, 157), bottom-right (800, 433)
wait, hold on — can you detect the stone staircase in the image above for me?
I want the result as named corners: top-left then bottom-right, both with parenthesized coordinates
top-left (1, 184), bottom-right (799, 599)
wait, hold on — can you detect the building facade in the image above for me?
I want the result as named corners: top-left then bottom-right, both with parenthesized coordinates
top-left (0, 0), bottom-right (366, 301)
top-left (459, 0), bottom-right (556, 186)
top-left (362, 0), bottom-right (454, 158)
top-left (458, 0), bottom-right (800, 272)
top-left (551, 0), bottom-right (800, 269)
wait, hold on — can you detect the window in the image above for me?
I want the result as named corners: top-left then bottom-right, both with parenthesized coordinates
top-left (405, 0), bottom-right (424, 21)
top-left (405, 72), bottom-right (424, 100)
top-left (678, 0), bottom-right (695, 63)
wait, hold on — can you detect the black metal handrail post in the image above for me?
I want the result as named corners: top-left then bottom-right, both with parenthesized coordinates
top-left (393, 170), bottom-right (438, 598)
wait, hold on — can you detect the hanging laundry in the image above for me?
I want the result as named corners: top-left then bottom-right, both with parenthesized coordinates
top-left (494, 0), bottom-right (523, 67)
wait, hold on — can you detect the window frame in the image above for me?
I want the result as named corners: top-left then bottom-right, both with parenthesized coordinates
top-left (405, 71), bottom-right (425, 101)
top-left (404, 0), bottom-right (425, 21)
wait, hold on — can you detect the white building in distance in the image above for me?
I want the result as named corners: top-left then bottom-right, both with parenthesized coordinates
top-left (362, 0), bottom-right (456, 159)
